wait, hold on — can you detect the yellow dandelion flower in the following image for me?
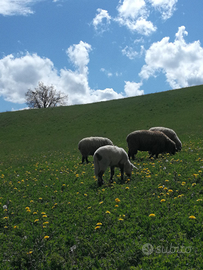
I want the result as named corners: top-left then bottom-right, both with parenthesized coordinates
top-left (160, 199), bottom-right (166, 202)
top-left (39, 198), bottom-right (42, 200)
top-left (25, 207), bottom-right (30, 210)
top-left (181, 182), bottom-right (186, 185)
top-left (96, 222), bottom-right (102, 226)
top-left (189, 215), bottom-right (196, 219)
top-left (68, 202), bottom-right (71, 204)
top-left (44, 236), bottom-right (49, 239)
top-left (3, 216), bottom-right (9, 219)
top-left (33, 212), bottom-right (37, 215)
top-left (87, 206), bottom-right (91, 209)
top-left (164, 187), bottom-right (168, 190)
top-left (158, 186), bottom-right (163, 189)
top-left (95, 226), bottom-right (101, 229)
top-left (196, 199), bottom-right (202, 202)
top-left (149, 213), bottom-right (155, 217)
top-left (84, 194), bottom-right (87, 196)
top-left (4, 226), bottom-right (8, 228)
top-left (165, 180), bottom-right (169, 182)
top-left (125, 187), bottom-right (129, 189)
top-left (13, 225), bottom-right (17, 229)
top-left (99, 201), bottom-right (103, 204)
top-left (168, 189), bottom-right (173, 192)
top-left (41, 212), bottom-right (46, 215)
top-left (115, 198), bottom-right (120, 203)
top-left (76, 174), bottom-right (79, 177)
top-left (102, 189), bottom-right (105, 192)
top-left (42, 215), bottom-right (47, 218)
top-left (43, 222), bottom-right (49, 225)
top-left (27, 251), bottom-right (33, 254)
top-left (115, 205), bottom-right (119, 207)
top-left (118, 218), bottom-right (124, 221)
top-left (30, 200), bottom-right (34, 203)
top-left (193, 174), bottom-right (199, 178)
top-left (34, 219), bottom-right (39, 222)
top-left (106, 211), bottom-right (111, 214)
top-left (192, 183), bottom-right (196, 186)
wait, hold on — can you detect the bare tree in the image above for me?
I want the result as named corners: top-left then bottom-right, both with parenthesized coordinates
top-left (25, 82), bottom-right (68, 109)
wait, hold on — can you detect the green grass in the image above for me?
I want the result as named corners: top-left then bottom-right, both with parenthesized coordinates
top-left (1, 85), bottom-right (203, 269)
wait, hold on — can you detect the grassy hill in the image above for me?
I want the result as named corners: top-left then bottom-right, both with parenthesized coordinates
top-left (1, 84), bottom-right (203, 161)
top-left (1, 85), bottom-right (203, 269)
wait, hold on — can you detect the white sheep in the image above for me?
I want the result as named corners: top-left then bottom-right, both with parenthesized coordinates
top-left (149, 127), bottom-right (182, 151)
top-left (94, 145), bottom-right (137, 186)
top-left (78, 136), bottom-right (113, 164)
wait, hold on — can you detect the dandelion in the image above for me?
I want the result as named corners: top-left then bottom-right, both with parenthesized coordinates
top-left (3, 216), bottom-right (9, 219)
top-left (160, 199), bottom-right (166, 202)
top-left (118, 218), bottom-right (124, 221)
top-left (115, 205), bottom-right (119, 207)
top-left (95, 226), bottom-right (101, 229)
top-left (42, 215), bottom-right (47, 218)
top-left (76, 174), bottom-right (79, 178)
top-left (196, 199), bottom-right (202, 201)
top-left (125, 187), bottom-right (129, 189)
top-left (158, 186), bottom-right (163, 189)
top-left (96, 222), bottom-right (102, 226)
top-left (34, 219), bottom-right (39, 222)
top-left (87, 206), bottom-right (91, 209)
top-left (149, 214), bottom-right (156, 217)
top-left (99, 201), bottom-right (103, 204)
top-left (84, 194), bottom-right (87, 196)
top-left (30, 200), bottom-right (34, 203)
top-left (106, 211), bottom-right (111, 214)
top-left (43, 222), bottom-right (49, 225)
top-left (13, 226), bottom-right (17, 229)
top-left (27, 251), bottom-right (33, 255)
top-left (193, 174), bottom-right (199, 178)
top-left (41, 212), bottom-right (46, 215)
top-left (39, 198), bottom-right (42, 200)
top-left (102, 189), bottom-right (105, 192)
top-left (115, 198), bottom-right (120, 203)
top-left (44, 236), bottom-right (49, 239)
top-left (165, 180), bottom-right (169, 182)
top-left (168, 189), bottom-right (173, 192)
top-left (4, 226), bottom-right (8, 228)
top-left (181, 182), bottom-right (186, 185)
top-left (25, 207), bottom-right (30, 210)
top-left (192, 183), bottom-right (196, 186)
top-left (189, 215), bottom-right (196, 219)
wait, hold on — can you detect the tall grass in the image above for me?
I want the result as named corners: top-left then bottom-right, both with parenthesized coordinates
top-left (1, 85), bottom-right (203, 269)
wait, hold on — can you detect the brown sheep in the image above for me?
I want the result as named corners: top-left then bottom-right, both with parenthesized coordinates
top-left (126, 130), bottom-right (177, 159)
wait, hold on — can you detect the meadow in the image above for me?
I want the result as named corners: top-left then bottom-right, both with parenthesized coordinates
top-left (1, 85), bottom-right (203, 269)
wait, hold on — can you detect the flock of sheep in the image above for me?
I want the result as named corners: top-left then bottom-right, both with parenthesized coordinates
top-left (78, 127), bottom-right (182, 186)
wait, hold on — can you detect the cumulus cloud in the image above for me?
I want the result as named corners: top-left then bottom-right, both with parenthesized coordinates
top-left (139, 26), bottom-right (203, 88)
top-left (0, 41), bottom-right (142, 107)
top-left (92, 8), bottom-right (111, 33)
top-left (149, 0), bottom-right (178, 20)
top-left (124, 81), bottom-right (144, 97)
top-left (115, 0), bottom-right (156, 35)
top-left (0, 0), bottom-right (43, 16)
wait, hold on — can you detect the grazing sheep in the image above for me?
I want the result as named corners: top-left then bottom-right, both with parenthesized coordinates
top-left (149, 127), bottom-right (182, 151)
top-left (126, 130), bottom-right (177, 160)
top-left (94, 145), bottom-right (137, 186)
top-left (78, 136), bottom-right (113, 164)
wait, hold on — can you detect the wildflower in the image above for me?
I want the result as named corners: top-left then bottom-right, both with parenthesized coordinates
top-left (4, 226), bottom-right (8, 228)
top-left (3, 205), bottom-right (7, 210)
top-left (102, 189), bottom-right (105, 192)
top-left (75, 174), bottom-right (79, 177)
top-left (115, 205), bottom-right (119, 207)
top-left (96, 222), bottom-right (102, 226)
top-left (95, 226), bottom-right (101, 229)
top-left (189, 215), bottom-right (196, 219)
top-left (27, 251), bottom-right (33, 254)
top-left (178, 194), bottom-right (184, 198)
top-left (165, 180), bottom-right (169, 182)
top-left (158, 186), bottom-right (163, 189)
top-left (13, 226), bottom-right (17, 229)
top-left (99, 201), bottom-right (103, 204)
top-left (42, 215), bottom-right (47, 218)
top-left (193, 174), bottom-right (199, 178)
top-left (34, 219), bottom-right (39, 222)
top-left (3, 216), bottom-right (9, 219)
top-left (118, 218), bottom-right (124, 221)
top-left (39, 198), bottom-right (42, 200)
top-left (84, 194), bottom-right (87, 196)
top-left (87, 206), bottom-right (91, 209)
top-left (196, 199), bottom-right (202, 202)
top-left (115, 198), bottom-right (120, 203)
top-left (43, 222), bottom-right (49, 225)
top-left (192, 183), bottom-right (196, 186)
top-left (44, 236), bottom-right (49, 239)
top-left (182, 182), bottom-right (186, 185)
top-left (160, 199), bottom-right (166, 202)
top-left (80, 182), bottom-right (83, 184)
top-left (106, 211), bottom-right (111, 214)
top-left (30, 200), bottom-right (34, 203)
top-left (125, 187), bottom-right (129, 189)
top-left (25, 207), bottom-right (30, 210)
top-left (168, 189), bottom-right (173, 192)
top-left (41, 212), bottom-right (46, 215)
top-left (149, 214), bottom-right (156, 217)
top-left (164, 187), bottom-right (168, 190)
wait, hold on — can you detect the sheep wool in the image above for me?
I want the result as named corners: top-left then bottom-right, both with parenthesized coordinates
top-left (78, 136), bottom-right (113, 164)
top-left (94, 145), bottom-right (137, 186)
top-left (126, 130), bottom-right (177, 160)
top-left (149, 127), bottom-right (182, 151)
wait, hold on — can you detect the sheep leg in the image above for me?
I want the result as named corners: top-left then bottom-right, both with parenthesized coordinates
top-left (98, 171), bottom-right (104, 186)
top-left (120, 165), bottom-right (124, 180)
top-left (110, 166), bottom-right (115, 182)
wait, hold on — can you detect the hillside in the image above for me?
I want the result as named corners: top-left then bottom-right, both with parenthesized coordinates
top-left (0, 84), bottom-right (203, 160)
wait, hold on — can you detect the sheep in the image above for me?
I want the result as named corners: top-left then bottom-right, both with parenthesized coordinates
top-left (126, 130), bottom-right (177, 160)
top-left (149, 127), bottom-right (182, 151)
top-left (78, 136), bottom-right (113, 164)
top-left (94, 145), bottom-right (137, 186)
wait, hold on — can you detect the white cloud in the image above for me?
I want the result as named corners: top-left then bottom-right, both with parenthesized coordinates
top-left (92, 8), bottom-right (111, 33)
top-left (122, 46), bottom-right (138, 59)
top-left (149, 0), bottom-right (178, 20)
top-left (0, 41), bottom-right (143, 107)
top-left (139, 26), bottom-right (203, 88)
top-left (124, 81), bottom-right (144, 97)
top-left (0, 0), bottom-right (43, 16)
top-left (115, 0), bottom-right (156, 35)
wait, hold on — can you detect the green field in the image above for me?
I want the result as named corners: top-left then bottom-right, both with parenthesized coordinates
top-left (1, 85), bottom-right (203, 269)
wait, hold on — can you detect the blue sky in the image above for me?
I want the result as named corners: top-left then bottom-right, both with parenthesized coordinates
top-left (0, 0), bottom-right (203, 112)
